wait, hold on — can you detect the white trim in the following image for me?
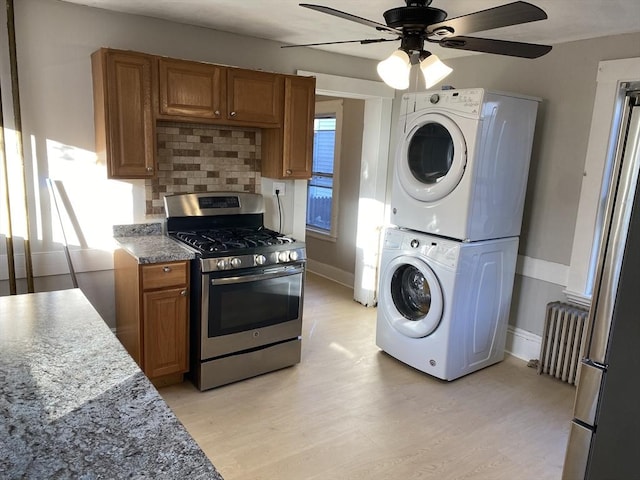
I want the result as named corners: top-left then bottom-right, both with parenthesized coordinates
top-left (505, 326), bottom-right (543, 362)
top-left (563, 289), bottom-right (591, 309)
top-left (305, 259), bottom-right (354, 289)
top-left (310, 99), bottom-right (343, 238)
top-left (306, 228), bottom-right (337, 242)
top-left (297, 71), bottom-right (395, 99)
top-left (0, 248), bottom-right (114, 280)
top-left (566, 57), bottom-right (640, 301)
top-left (516, 255), bottom-right (569, 287)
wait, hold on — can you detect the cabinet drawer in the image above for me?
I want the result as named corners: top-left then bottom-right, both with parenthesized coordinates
top-left (142, 262), bottom-right (188, 290)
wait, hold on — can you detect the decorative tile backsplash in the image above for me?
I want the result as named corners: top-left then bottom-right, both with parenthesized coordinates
top-left (145, 121), bottom-right (262, 215)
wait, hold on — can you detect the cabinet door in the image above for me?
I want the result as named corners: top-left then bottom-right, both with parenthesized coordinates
top-left (143, 287), bottom-right (189, 379)
top-left (158, 58), bottom-right (224, 119)
top-left (282, 76), bottom-right (315, 179)
top-left (92, 49), bottom-right (156, 179)
top-left (227, 68), bottom-right (283, 125)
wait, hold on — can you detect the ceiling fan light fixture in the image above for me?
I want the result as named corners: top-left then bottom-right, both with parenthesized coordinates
top-left (419, 53), bottom-right (453, 89)
top-left (377, 49), bottom-right (411, 90)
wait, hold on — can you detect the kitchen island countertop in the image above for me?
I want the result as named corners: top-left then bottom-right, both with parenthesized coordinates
top-left (0, 288), bottom-right (222, 479)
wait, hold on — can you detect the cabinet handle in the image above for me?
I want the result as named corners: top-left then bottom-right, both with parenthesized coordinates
top-left (162, 266), bottom-right (172, 273)
top-left (180, 289), bottom-right (187, 296)
top-left (214, 110), bottom-right (220, 116)
top-left (230, 111), bottom-right (237, 117)
top-left (286, 169), bottom-right (293, 175)
top-left (146, 166), bottom-right (153, 172)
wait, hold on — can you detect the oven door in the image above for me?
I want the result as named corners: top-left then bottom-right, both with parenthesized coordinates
top-left (200, 263), bottom-right (304, 359)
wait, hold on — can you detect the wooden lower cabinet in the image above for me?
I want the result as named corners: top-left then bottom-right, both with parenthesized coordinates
top-left (114, 249), bottom-right (189, 386)
top-left (142, 287), bottom-right (188, 379)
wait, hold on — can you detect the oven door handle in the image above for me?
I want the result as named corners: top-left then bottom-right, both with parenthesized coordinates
top-left (210, 264), bottom-right (304, 286)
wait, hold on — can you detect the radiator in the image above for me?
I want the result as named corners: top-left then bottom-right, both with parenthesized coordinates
top-left (537, 302), bottom-right (589, 386)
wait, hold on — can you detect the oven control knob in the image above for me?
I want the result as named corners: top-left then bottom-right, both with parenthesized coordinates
top-left (217, 259), bottom-right (228, 270)
top-left (255, 254), bottom-right (267, 266)
top-left (289, 250), bottom-right (299, 261)
top-left (230, 257), bottom-right (241, 269)
top-left (278, 251), bottom-right (290, 262)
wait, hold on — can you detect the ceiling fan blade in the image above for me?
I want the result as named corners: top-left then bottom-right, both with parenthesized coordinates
top-left (281, 38), bottom-right (397, 48)
top-left (440, 36), bottom-right (552, 58)
top-left (300, 4), bottom-right (401, 35)
top-left (427, 1), bottom-right (547, 37)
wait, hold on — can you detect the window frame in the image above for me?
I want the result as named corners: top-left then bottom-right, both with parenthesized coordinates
top-left (306, 99), bottom-right (343, 240)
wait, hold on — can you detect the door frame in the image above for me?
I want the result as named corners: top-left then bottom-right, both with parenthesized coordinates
top-left (297, 70), bottom-right (395, 306)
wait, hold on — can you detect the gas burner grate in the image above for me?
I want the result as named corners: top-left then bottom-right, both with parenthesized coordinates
top-left (173, 228), bottom-right (295, 255)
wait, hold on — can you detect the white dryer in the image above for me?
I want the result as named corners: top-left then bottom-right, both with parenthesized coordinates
top-left (391, 88), bottom-right (540, 241)
top-left (376, 227), bottom-right (518, 381)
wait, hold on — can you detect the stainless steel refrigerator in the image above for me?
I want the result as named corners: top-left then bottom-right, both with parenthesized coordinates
top-left (562, 86), bottom-right (640, 479)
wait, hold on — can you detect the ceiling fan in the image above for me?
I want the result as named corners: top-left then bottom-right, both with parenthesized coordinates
top-left (284, 1), bottom-right (552, 89)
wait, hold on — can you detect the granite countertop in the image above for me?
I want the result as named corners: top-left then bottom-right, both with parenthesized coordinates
top-left (113, 222), bottom-right (195, 264)
top-left (0, 289), bottom-right (223, 479)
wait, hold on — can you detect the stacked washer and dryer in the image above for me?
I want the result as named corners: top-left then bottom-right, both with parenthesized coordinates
top-left (376, 88), bottom-right (540, 381)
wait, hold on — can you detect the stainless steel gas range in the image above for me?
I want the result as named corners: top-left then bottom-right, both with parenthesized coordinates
top-left (164, 192), bottom-right (305, 391)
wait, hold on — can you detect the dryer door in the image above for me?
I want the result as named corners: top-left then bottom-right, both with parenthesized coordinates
top-left (380, 255), bottom-right (444, 338)
top-left (397, 113), bottom-right (467, 202)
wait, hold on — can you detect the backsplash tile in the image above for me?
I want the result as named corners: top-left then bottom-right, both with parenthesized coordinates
top-left (145, 121), bottom-right (262, 215)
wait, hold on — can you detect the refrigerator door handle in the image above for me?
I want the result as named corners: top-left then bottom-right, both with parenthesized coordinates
top-left (582, 357), bottom-right (607, 370)
top-left (573, 361), bottom-right (604, 426)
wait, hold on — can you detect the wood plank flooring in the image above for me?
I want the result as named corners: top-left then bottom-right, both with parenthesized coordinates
top-left (160, 272), bottom-right (575, 480)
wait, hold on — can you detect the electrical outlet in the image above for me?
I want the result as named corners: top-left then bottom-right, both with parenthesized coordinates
top-left (272, 182), bottom-right (285, 196)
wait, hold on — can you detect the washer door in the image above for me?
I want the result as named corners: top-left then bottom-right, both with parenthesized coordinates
top-left (397, 113), bottom-right (467, 202)
top-left (380, 255), bottom-right (444, 338)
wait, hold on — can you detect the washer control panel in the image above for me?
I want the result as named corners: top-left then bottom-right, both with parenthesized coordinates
top-left (384, 228), bottom-right (458, 268)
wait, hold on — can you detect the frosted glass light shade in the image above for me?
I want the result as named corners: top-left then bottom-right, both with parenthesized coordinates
top-left (377, 50), bottom-right (411, 90)
top-left (420, 54), bottom-right (453, 89)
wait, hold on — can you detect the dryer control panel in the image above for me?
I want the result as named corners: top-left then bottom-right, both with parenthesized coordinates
top-left (401, 89), bottom-right (484, 116)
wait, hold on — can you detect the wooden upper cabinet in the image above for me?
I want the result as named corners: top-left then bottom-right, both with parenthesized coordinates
top-left (227, 68), bottom-right (283, 125)
top-left (91, 49), bottom-right (156, 179)
top-left (282, 76), bottom-right (315, 178)
top-left (158, 58), bottom-right (224, 119)
top-left (262, 75), bottom-right (315, 179)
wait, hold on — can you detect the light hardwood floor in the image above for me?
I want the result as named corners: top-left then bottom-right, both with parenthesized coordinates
top-left (160, 272), bottom-right (575, 480)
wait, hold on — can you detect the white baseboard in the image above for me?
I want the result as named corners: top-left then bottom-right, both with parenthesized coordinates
top-left (505, 326), bottom-right (542, 362)
top-left (306, 259), bottom-right (354, 289)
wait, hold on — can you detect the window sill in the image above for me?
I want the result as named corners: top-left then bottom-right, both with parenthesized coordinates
top-left (306, 228), bottom-right (337, 243)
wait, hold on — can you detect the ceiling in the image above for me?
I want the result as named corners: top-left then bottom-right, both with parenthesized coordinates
top-left (60, 0), bottom-right (640, 60)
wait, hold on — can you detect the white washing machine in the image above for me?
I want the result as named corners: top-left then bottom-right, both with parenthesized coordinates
top-left (391, 88), bottom-right (540, 241)
top-left (375, 227), bottom-right (518, 381)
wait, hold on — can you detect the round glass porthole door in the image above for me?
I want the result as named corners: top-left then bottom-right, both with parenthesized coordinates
top-left (380, 256), bottom-right (443, 338)
top-left (397, 113), bottom-right (467, 202)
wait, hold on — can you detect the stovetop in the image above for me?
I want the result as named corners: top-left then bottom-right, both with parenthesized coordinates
top-left (164, 192), bottom-right (306, 273)
top-left (172, 227), bottom-right (294, 254)
top-left (171, 227), bottom-right (305, 273)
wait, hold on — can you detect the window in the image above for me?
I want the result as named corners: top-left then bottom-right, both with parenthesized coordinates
top-left (306, 100), bottom-right (342, 238)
